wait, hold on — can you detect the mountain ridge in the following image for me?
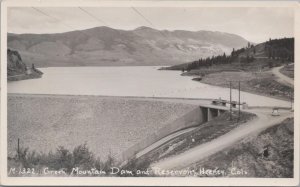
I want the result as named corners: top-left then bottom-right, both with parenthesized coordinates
top-left (8, 26), bottom-right (249, 67)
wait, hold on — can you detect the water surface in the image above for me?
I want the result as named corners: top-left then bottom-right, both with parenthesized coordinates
top-left (8, 66), bottom-right (289, 107)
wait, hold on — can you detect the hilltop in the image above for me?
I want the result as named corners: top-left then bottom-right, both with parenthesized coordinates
top-left (8, 26), bottom-right (248, 67)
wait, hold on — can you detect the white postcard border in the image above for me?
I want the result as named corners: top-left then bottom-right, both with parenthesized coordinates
top-left (1, 0), bottom-right (299, 186)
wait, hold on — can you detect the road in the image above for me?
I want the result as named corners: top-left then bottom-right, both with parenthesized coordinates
top-left (150, 107), bottom-right (293, 170)
top-left (135, 127), bottom-right (197, 159)
top-left (272, 65), bottom-right (294, 87)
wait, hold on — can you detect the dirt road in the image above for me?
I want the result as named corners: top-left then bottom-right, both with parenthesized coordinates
top-left (272, 65), bottom-right (294, 87)
top-left (150, 108), bottom-right (293, 170)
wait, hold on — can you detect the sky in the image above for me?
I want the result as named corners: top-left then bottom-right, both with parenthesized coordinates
top-left (7, 7), bottom-right (294, 43)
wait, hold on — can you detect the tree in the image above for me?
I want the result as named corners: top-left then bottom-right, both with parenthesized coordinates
top-left (246, 55), bottom-right (250, 63)
top-left (268, 48), bottom-right (272, 59)
top-left (231, 48), bottom-right (235, 56)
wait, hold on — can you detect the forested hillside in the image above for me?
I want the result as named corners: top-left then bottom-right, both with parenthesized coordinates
top-left (164, 38), bottom-right (294, 71)
top-left (265, 38), bottom-right (294, 60)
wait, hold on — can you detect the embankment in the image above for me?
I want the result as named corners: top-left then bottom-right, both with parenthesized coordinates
top-left (121, 111), bottom-right (256, 175)
top-left (120, 106), bottom-right (228, 162)
top-left (189, 117), bottom-right (294, 177)
top-left (8, 94), bottom-right (198, 162)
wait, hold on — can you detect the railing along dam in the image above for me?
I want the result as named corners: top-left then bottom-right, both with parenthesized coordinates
top-left (120, 104), bottom-right (228, 163)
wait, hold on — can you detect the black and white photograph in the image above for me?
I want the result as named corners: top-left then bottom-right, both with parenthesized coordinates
top-left (0, 0), bottom-right (299, 186)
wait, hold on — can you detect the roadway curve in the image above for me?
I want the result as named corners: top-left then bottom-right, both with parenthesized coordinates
top-left (272, 65), bottom-right (294, 87)
top-left (150, 107), bottom-right (293, 170)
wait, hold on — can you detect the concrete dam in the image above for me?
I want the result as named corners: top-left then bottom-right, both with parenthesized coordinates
top-left (120, 104), bottom-right (228, 163)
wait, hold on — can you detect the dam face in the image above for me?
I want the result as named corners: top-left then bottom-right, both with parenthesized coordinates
top-left (121, 105), bottom-right (227, 162)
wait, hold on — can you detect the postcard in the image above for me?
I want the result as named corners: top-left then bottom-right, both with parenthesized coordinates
top-left (0, 0), bottom-right (299, 186)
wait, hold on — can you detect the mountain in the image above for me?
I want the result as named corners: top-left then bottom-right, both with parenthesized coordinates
top-left (7, 26), bottom-right (249, 67)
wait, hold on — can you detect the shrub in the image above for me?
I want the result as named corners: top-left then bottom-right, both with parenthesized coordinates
top-left (72, 143), bottom-right (95, 170)
top-left (10, 143), bottom-right (116, 175)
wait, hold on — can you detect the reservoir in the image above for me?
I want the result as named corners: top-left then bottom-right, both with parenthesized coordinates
top-left (8, 66), bottom-right (289, 107)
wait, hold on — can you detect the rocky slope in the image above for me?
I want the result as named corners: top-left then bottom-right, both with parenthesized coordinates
top-left (8, 26), bottom-right (249, 67)
top-left (7, 48), bottom-right (27, 76)
top-left (7, 48), bottom-right (43, 81)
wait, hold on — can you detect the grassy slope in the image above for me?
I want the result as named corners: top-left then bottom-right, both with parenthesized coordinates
top-left (189, 117), bottom-right (294, 178)
top-left (280, 64), bottom-right (294, 79)
top-left (200, 70), bottom-right (293, 99)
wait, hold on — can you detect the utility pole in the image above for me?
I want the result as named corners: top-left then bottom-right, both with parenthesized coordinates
top-left (291, 91), bottom-right (294, 111)
top-left (238, 81), bottom-right (241, 121)
top-left (230, 81), bottom-right (232, 120)
top-left (17, 138), bottom-right (20, 160)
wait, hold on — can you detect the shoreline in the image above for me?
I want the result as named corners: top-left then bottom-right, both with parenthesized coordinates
top-left (177, 70), bottom-right (293, 102)
top-left (7, 72), bottom-right (42, 81)
top-left (198, 79), bottom-right (292, 102)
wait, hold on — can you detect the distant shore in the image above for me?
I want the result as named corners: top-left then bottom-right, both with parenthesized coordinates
top-left (8, 69), bottom-right (43, 81)
top-left (198, 70), bottom-right (293, 102)
top-left (162, 65), bottom-right (293, 102)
